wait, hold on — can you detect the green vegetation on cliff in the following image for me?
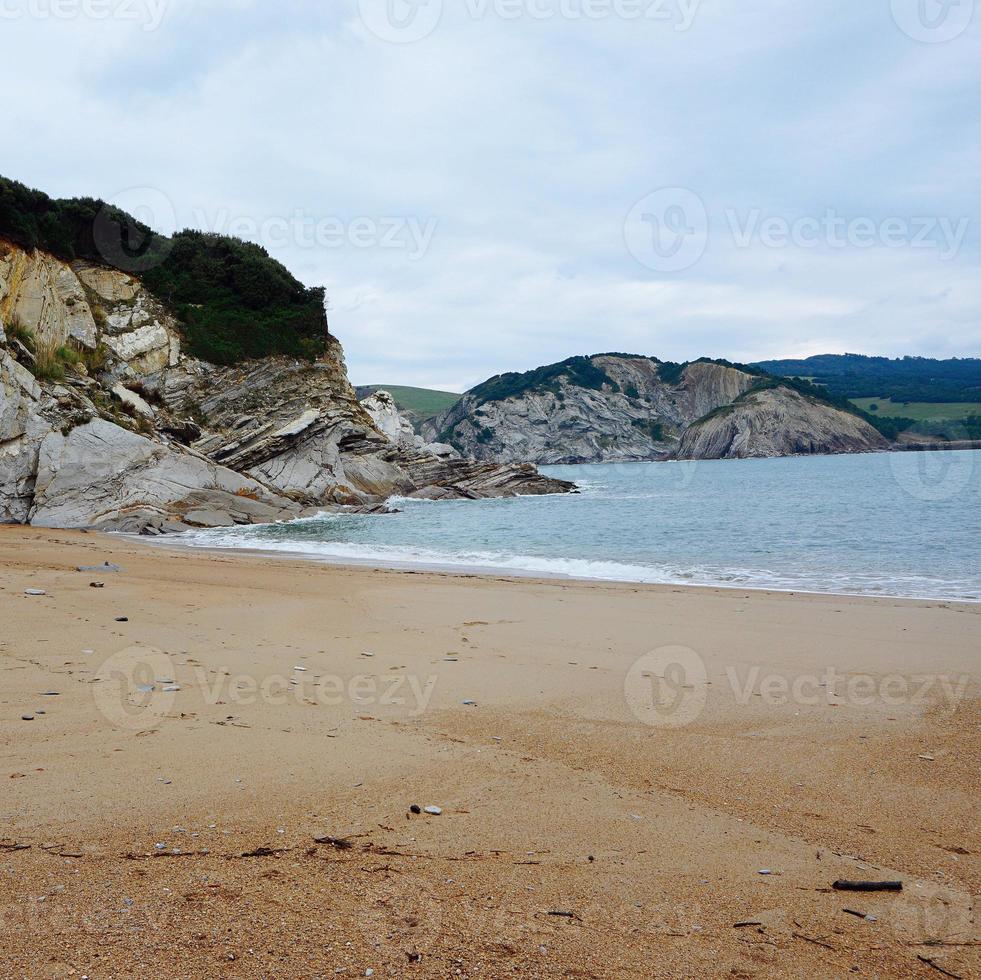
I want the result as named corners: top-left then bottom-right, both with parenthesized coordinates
top-left (0, 175), bottom-right (328, 365)
top-left (469, 355), bottom-right (617, 404)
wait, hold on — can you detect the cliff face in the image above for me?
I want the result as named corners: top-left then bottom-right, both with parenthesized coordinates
top-left (0, 240), bottom-right (181, 375)
top-left (675, 386), bottom-right (889, 460)
top-left (428, 354), bottom-right (887, 464)
top-left (427, 356), bottom-right (758, 464)
top-left (0, 243), bottom-right (573, 531)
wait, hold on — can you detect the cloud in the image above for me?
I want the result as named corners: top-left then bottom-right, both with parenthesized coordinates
top-left (2, 0), bottom-right (978, 389)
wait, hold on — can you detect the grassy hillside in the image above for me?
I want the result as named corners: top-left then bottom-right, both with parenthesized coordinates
top-left (356, 385), bottom-right (462, 421)
top-left (0, 174), bottom-right (328, 365)
top-left (755, 353), bottom-right (981, 403)
top-left (850, 398), bottom-right (981, 422)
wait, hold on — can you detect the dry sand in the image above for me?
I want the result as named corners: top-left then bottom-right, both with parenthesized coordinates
top-left (0, 526), bottom-right (978, 979)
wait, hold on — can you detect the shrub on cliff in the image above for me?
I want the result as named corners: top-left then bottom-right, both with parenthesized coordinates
top-left (469, 356), bottom-right (616, 404)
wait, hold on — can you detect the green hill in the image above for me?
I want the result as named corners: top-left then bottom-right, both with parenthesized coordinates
top-left (754, 353), bottom-right (981, 404)
top-left (356, 385), bottom-right (462, 422)
top-left (0, 174), bottom-right (328, 365)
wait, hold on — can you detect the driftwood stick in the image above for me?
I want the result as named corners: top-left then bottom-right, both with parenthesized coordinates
top-left (917, 955), bottom-right (963, 979)
top-left (832, 879), bottom-right (902, 892)
top-left (792, 932), bottom-right (837, 951)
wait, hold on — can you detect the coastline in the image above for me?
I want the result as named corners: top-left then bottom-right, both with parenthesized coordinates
top-left (156, 538), bottom-right (981, 605)
top-left (2, 526), bottom-right (978, 978)
top-left (142, 527), bottom-right (981, 605)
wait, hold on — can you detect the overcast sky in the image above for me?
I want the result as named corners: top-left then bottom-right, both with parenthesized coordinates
top-left (3, 0), bottom-right (979, 390)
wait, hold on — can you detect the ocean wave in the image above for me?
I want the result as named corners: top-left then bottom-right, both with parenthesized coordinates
top-left (169, 525), bottom-right (979, 601)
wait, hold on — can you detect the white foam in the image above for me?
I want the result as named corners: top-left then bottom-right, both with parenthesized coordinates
top-left (170, 525), bottom-right (979, 601)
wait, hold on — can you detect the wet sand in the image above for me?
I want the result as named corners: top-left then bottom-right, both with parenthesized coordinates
top-left (1, 526), bottom-right (978, 978)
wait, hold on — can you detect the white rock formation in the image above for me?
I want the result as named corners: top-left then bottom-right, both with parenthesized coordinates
top-left (360, 390), bottom-right (416, 447)
top-left (0, 348), bottom-right (49, 523)
top-left (360, 389), bottom-right (460, 459)
top-left (0, 240), bottom-right (180, 374)
top-left (0, 243), bottom-right (97, 348)
top-left (30, 418), bottom-right (296, 530)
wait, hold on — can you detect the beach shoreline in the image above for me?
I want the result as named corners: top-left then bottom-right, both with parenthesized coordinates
top-left (146, 532), bottom-right (981, 605)
top-left (135, 525), bottom-right (981, 606)
top-left (1, 526), bottom-right (978, 978)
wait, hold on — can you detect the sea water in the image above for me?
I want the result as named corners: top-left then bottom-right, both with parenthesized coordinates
top-left (177, 451), bottom-right (980, 601)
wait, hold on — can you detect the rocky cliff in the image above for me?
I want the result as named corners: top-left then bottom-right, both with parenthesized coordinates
top-left (0, 239), bottom-right (181, 375)
top-left (0, 240), bottom-right (573, 531)
top-left (675, 385), bottom-right (889, 459)
top-left (427, 354), bottom-right (887, 463)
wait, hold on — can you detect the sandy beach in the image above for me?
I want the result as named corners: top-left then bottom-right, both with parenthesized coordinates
top-left (0, 526), bottom-right (978, 979)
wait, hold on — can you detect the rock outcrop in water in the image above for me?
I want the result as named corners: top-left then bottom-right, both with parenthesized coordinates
top-left (427, 354), bottom-right (888, 463)
top-left (0, 238), bottom-right (574, 531)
